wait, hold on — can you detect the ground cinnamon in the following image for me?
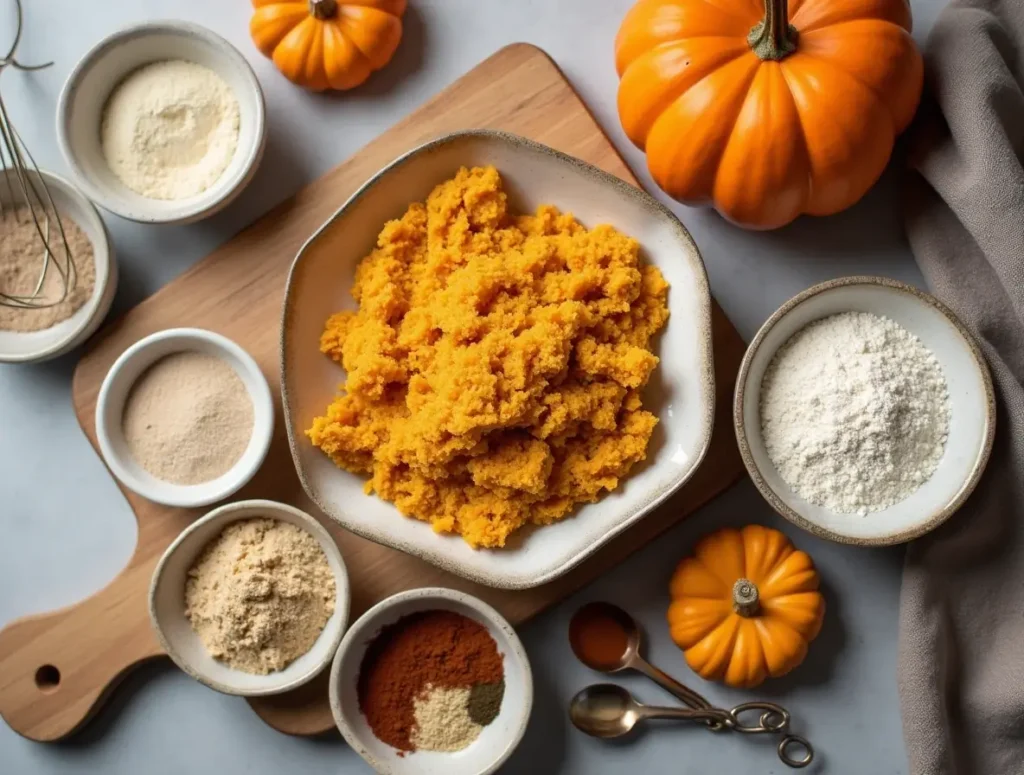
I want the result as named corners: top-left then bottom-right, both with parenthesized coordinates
top-left (357, 609), bottom-right (504, 752)
top-left (569, 603), bottom-right (631, 670)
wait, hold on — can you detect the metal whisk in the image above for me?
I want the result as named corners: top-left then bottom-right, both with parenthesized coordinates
top-left (0, 0), bottom-right (77, 309)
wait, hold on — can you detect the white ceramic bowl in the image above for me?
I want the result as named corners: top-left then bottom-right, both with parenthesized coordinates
top-left (282, 129), bottom-right (715, 589)
top-left (330, 588), bottom-right (532, 775)
top-left (150, 499), bottom-right (350, 696)
top-left (57, 20), bottom-right (265, 224)
top-left (0, 169), bottom-right (116, 363)
top-left (735, 276), bottom-right (996, 545)
top-left (95, 328), bottom-right (274, 508)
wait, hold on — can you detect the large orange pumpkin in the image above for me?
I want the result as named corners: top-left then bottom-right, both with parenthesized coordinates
top-left (250, 0), bottom-right (406, 91)
top-left (615, 0), bottom-right (923, 229)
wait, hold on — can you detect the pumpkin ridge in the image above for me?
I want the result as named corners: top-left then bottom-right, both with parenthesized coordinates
top-left (327, 16), bottom-right (370, 64)
top-left (788, 52), bottom-right (897, 136)
top-left (759, 562), bottom-right (818, 598)
top-left (790, 0), bottom-right (913, 33)
top-left (753, 617), bottom-right (807, 676)
top-left (761, 596), bottom-right (825, 639)
top-left (272, 16), bottom-right (319, 85)
top-left (305, 17), bottom-right (329, 89)
top-left (251, 5), bottom-right (313, 56)
top-left (797, 22), bottom-right (919, 126)
top-left (619, 38), bottom-right (752, 147)
top-left (778, 59), bottom-right (892, 214)
top-left (615, 0), bottom-right (757, 74)
top-left (772, 64), bottom-right (816, 204)
top-left (650, 54), bottom-right (761, 203)
top-left (711, 62), bottom-right (812, 227)
top-left (686, 0), bottom-right (762, 27)
top-left (731, 618), bottom-right (768, 686)
top-left (668, 598), bottom-right (731, 646)
top-left (695, 527), bottom-right (750, 589)
top-left (740, 523), bottom-right (793, 582)
top-left (336, 6), bottom-right (402, 67)
top-left (694, 614), bottom-right (742, 678)
top-left (321, 19), bottom-right (370, 90)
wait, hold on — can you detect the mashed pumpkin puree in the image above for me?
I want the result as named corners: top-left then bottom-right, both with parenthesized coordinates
top-left (307, 166), bottom-right (669, 548)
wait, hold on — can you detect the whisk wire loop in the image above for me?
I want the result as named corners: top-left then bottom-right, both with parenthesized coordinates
top-left (0, 0), bottom-right (77, 310)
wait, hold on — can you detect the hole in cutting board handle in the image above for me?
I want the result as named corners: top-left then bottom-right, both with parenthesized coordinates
top-left (34, 665), bottom-right (60, 693)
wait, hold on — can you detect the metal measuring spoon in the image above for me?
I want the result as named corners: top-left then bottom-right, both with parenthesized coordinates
top-left (569, 683), bottom-right (727, 738)
top-left (568, 602), bottom-right (715, 713)
top-left (570, 684), bottom-right (814, 769)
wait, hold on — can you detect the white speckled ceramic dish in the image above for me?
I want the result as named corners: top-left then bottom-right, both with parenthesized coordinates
top-left (57, 20), bottom-right (265, 224)
top-left (150, 499), bottom-right (350, 696)
top-left (330, 588), bottom-right (532, 775)
top-left (0, 169), bottom-right (116, 363)
top-left (281, 129), bottom-right (715, 589)
top-left (95, 328), bottom-right (274, 508)
top-left (735, 276), bottom-right (996, 545)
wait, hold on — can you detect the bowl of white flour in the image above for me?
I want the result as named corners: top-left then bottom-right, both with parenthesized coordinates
top-left (57, 21), bottom-right (265, 224)
top-left (735, 276), bottom-right (995, 545)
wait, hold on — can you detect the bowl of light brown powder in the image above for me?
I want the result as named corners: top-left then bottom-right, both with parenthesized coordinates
top-left (0, 168), bottom-right (116, 363)
top-left (95, 327), bottom-right (274, 507)
top-left (149, 499), bottom-right (350, 696)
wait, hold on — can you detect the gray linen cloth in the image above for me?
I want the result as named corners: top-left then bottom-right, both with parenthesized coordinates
top-left (900, 0), bottom-right (1024, 773)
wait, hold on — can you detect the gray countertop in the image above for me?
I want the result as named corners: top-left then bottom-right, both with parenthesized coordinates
top-left (0, 0), bottom-right (945, 772)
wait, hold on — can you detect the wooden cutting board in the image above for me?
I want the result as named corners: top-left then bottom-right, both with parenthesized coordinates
top-left (0, 43), bottom-right (746, 742)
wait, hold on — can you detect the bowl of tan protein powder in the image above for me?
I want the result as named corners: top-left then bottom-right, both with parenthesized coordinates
top-left (95, 328), bottom-right (275, 508)
top-left (150, 499), bottom-right (350, 696)
top-left (57, 21), bottom-right (265, 224)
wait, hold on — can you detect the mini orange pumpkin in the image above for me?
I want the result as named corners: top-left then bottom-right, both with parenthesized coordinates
top-left (250, 0), bottom-right (406, 91)
top-left (615, 0), bottom-right (923, 229)
top-left (668, 525), bottom-right (824, 688)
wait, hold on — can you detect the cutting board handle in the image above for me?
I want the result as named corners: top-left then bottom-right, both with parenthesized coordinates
top-left (0, 557), bottom-right (164, 741)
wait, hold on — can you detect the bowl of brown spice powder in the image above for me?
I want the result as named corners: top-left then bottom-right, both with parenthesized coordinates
top-left (329, 588), bottom-right (532, 775)
top-left (95, 327), bottom-right (274, 507)
top-left (0, 168), bottom-right (116, 363)
top-left (149, 499), bottom-right (349, 696)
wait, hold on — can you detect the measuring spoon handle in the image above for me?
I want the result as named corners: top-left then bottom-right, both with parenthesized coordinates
top-left (630, 656), bottom-right (713, 710)
top-left (639, 705), bottom-right (730, 724)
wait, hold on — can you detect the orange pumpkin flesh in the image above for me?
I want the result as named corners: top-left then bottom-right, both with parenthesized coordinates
top-left (251, 0), bottom-right (406, 91)
top-left (668, 525), bottom-right (824, 688)
top-left (615, 0), bottom-right (923, 229)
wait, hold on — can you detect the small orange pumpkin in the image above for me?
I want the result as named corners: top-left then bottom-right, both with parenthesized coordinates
top-left (250, 0), bottom-right (406, 91)
top-left (615, 0), bottom-right (923, 229)
top-left (668, 525), bottom-right (824, 688)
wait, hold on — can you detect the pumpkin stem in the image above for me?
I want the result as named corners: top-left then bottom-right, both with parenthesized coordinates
top-left (732, 578), bottom-right (760, 617)
top-left (309, 0), bottom-right (338, 20)
top-left (747, 0), bottom-right (798, 61)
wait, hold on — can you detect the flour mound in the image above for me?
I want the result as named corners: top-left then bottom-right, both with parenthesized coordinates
top-left (760, 312), bottom-right (950, 516)
top-left (101, 60), bottom-right (239, 200)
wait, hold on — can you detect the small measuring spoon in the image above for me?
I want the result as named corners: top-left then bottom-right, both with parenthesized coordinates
top-left (569, 602), bottom-right (715, 713)
top-left (570, 683), bottom-right (727, 738)
top-left (570, 684), bottom-right (814, 769)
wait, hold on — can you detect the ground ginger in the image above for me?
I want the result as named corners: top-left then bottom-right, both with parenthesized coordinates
top-left (307, 165), bottom-right (669, 548)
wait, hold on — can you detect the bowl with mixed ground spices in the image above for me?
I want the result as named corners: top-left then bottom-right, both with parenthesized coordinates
top-left (329, 587), bottom-right (532, 774)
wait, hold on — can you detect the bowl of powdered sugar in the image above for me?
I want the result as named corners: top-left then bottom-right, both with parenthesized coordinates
top-left (96, 327), bottom-right (274, 508)
top-left (57, 21), bottom-right (265, 224)
top-left (735, 276), bottom-right (995, 545)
